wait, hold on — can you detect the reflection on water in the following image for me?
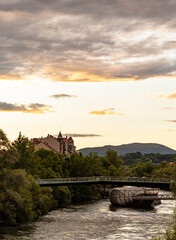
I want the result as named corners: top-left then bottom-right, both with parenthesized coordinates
top-left (0, 190), bottom-right (175, 240)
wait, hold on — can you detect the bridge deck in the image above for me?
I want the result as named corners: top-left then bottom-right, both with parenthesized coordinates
top-left (35, 177), bottom-right (175, 201)
top-left (134, 194), bottom-right (175, 200)
top-left (35, 176), bottom-right (171, 188)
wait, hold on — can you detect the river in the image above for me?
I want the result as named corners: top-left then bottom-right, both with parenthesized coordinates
top-left (0, 190), bottom-right (175, 240)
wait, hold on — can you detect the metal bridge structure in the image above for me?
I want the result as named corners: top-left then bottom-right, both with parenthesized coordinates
top-left (35, 176), bottom-right (172, 189)
top-left (134, 195), bottom-right (175, 200)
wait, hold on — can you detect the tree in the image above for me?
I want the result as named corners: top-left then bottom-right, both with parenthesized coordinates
top-left (171, 158), bottom-right (176, 193)
top-left (105, 149), bottom-right (123, 169)
top-left (0, 130), bottom-right (55, 224)
top-left (128, 161), bottom-right (154, 177)
top-left (0, 129), bottom-right (10, 150)
top-left (12, 132), bottom-right (38, 175)
top-left (52, 186), bottom-right (71, 207)
top-left (0, 129), bottom-right (18, 169)
top-left (35, 148), bottom-right (63, 178)
top-left (108, 164), bottom-right (119, 176)
top-left (0, 169), bottom-right (55, 223)
top-left (103, 150), bottom-right (123, 176)
top-left (84, 152), bottom-right (107, 176)
top-left (67, 154), bottom-right (90, 177)
top-left (142, 161), bottom-right (153, 176)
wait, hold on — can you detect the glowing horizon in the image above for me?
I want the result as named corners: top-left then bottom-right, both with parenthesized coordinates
top-left (0, 0), bottom-right (176, 150)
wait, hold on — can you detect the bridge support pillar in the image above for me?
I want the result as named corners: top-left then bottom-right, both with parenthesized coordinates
top-left (103, 184), bottom-right (106, 198)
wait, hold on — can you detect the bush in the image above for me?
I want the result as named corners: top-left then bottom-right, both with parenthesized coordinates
top-left (0, 169), bottom-right (55, 224)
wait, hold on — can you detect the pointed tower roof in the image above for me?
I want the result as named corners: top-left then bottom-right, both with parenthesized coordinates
top-left (57, 131), bottom-right (63, 140)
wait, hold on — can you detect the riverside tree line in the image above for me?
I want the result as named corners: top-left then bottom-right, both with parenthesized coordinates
top-left (1, 129), bottom-right (176, 228)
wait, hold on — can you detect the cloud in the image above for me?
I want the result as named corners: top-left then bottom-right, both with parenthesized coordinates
top-left (50, 94), bottom-right (77, 98)
top-left (89, 108), bottom-right (124, 116)
top-left (53, 133), bottom-right (102, 137)
top-left (3, 0), bottom-right (175, 22)
top-left (161, 107), bottom-right (176, 109)
top-left (64, 133), bottom-right (102, 138)
top-left (159, 92), bottom-right (176, 99)
top-left (166, 120), bottom-right (176, 123)
top-left (1, 1), bottom-right (176, 82)
top-left (0, 101), bottom-right (54, 114)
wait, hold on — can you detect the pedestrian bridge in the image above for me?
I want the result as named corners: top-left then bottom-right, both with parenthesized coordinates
top-left (134, 194), bottom-right (175, 200)
top-left (35, 176), bottom-right (172, 189)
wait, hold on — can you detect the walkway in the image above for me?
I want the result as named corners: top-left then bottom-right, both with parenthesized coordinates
top-left (35, 176), bottom-right (171, 189)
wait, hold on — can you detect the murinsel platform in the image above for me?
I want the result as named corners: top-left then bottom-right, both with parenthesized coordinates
top-left (109, 186), bottom-right (174, 207)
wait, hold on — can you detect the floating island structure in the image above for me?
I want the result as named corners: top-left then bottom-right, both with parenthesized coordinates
top-left (109, 187), bottom-right (160, 208)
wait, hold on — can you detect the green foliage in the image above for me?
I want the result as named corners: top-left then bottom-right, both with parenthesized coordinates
top-left (0, 145), bottom-right (19, 169)
top-left (0, 129), bottom-right (19, 169)
top-left (171, 158), bottom-right (176, 193)
top-left (121, 152), bottom-right (143, 165)
top-left (153, 162), bottom-right (173, 178)
top-left (65, 154), bottom-right (88, 177)
top-left (84, 152), bottom-right (107, 176)
top-left (105, 149), bottom-right (123, 168)
top-left (0, 130), bottom-right (55, 224)
top-left (124, 160), bottom-right (173, 178)
top-left (131, 161), bottom-right (154, 177)
top-left (64, 152), bottom-right (108, 177)
top-left (52, 186), bottom-right (71, 207)
top-left (153, 159), bottom-right (176, 240)
top-left (12, 132), bottom-right (38, 175)
top-left (0, 169), bottom-right (54, 223)
top-left (121, 152), bottom-right (176, 165)
top-left (0, 129), bottom-right (10, 150)
top-left (35, 148), bottom-right (63, 178)
top-left (37, 187), bottom-right (55, 215)
top-left (70, 185), bottom-right (100, 203)
top-left (104, 150), bottom-right (123, 176)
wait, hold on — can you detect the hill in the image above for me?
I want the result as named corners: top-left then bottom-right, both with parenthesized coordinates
top-left (79, 143), bottom-right (176, 156)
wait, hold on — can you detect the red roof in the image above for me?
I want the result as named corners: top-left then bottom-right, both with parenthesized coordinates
top-left (68, 137), bottom-right (74, 144)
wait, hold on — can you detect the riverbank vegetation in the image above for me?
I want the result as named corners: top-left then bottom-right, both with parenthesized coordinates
top-left (153, 163), bottom-right (176, 240)
top-left (0, 129), bottom-right (175, 225)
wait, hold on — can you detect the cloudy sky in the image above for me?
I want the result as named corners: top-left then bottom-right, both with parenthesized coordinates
top-left (0, 0), bottom-right (176, 149)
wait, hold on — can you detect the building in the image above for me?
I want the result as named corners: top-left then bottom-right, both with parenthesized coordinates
top-left (32, 131), bottom-right (77, 157)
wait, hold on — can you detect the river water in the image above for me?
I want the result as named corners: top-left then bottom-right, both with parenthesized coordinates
top-left (0, 190), bottom-right (175, 240)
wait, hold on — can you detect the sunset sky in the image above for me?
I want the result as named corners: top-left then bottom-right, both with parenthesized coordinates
top-left (0, 0), bottom-right (176, 150)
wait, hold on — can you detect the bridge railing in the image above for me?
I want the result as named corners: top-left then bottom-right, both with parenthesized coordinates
top-left (35, 176), bottom-right (171, 184)
top-left (105, 177), bottom-right (170, 183)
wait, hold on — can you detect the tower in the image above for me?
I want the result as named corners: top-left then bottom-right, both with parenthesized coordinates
top-left (57, 131), bottom-right (64, 154)
top-left (57, 131), bottom-right (63, 140)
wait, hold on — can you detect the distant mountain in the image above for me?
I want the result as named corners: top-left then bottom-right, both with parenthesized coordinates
top-left (79, 143), bottom-right (176, 156)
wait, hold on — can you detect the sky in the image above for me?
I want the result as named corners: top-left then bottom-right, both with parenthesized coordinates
top-left (0, 0), bottom-right (176, 150)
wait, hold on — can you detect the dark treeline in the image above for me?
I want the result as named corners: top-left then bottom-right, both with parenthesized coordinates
top-left (121, 152), bottom-right (176, 165)
top-left (0, 129), bottom-right (176, 225)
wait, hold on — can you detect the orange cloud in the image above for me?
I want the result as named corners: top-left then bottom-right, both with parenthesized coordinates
top-left (159, 92), bottom-right (176, 99)
top-left (0, 75), bottom-right (24, 81)
top-left (0, 10), bottom-right (32, 20)
top-left (43, 66), bottom-right (136, 82)
top-left (161, 107), bottom-right (176, 110)
top-left (89, 108), bottom-right (124, 116)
